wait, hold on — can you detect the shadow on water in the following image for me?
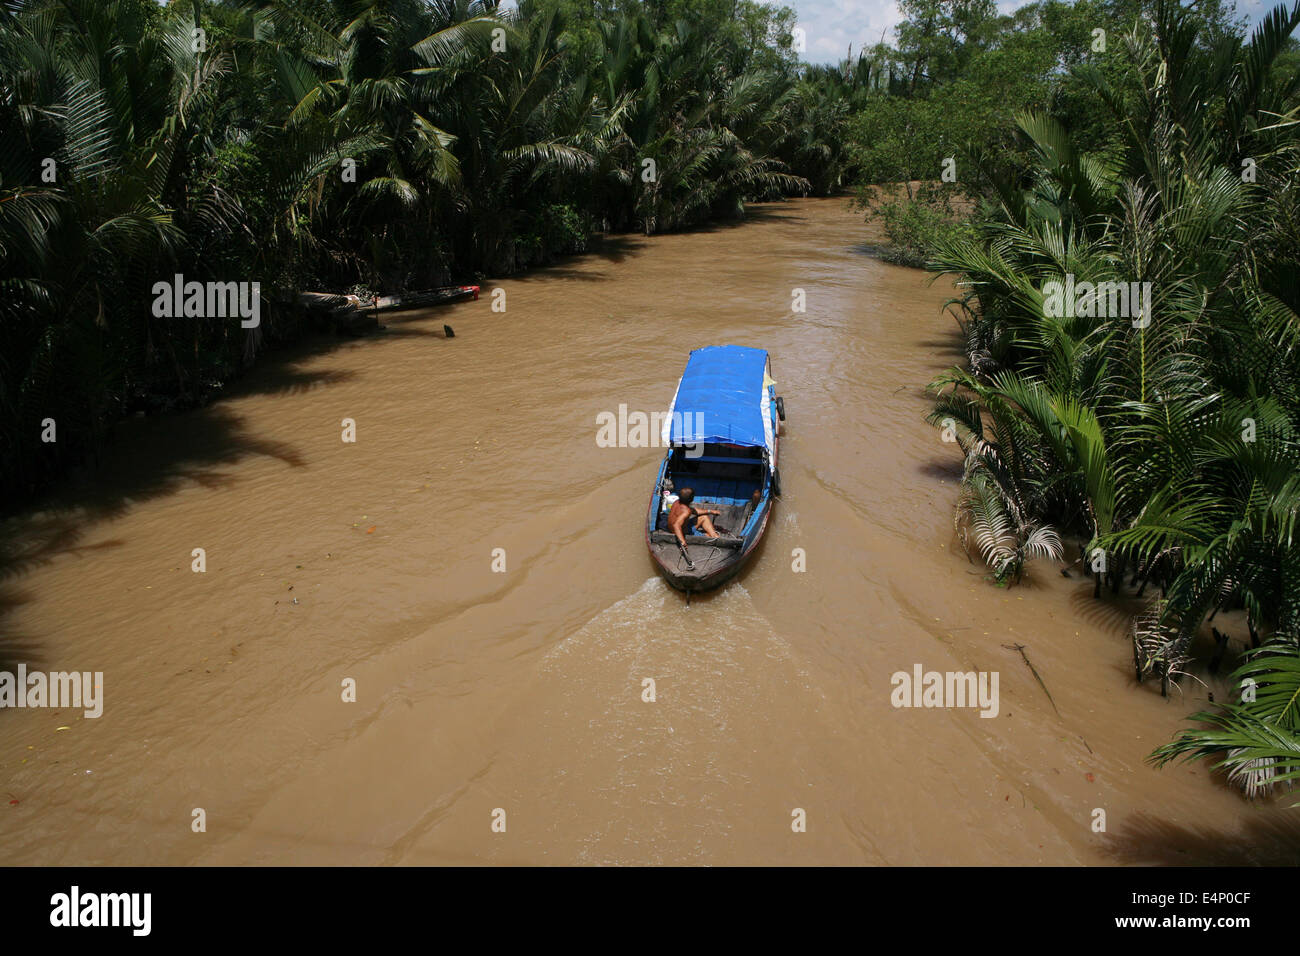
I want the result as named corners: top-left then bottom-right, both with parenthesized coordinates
top-left (585, 233), bottom-right (647, 265)
top-left (1102, 808), bottom-right (1300, 866)
top-left (370, 321), bottom-right (456, 340)
top-left (224, 365), bottom-right (359, 398)
top-left (495, 209), bottom-right (802, 282)
top-left (0, 527), bottom-right (125, 679)
top-left (15, 331), bottom-right (364, 522)
top-left (1064, 583), bottom-right (1146, 639)
top-left (916, 456), bottom-right (963, 482)
top-left (914, 337), bottom-right (967, 358)
top-left (686, 202), bottom-right (806, 234)
top-left (0, 350), bottom-right (335, 669)
top-left (0, 589), bottom-right (42, 676)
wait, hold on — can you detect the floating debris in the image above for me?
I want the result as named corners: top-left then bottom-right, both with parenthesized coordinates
top-left (1003, 642), bottom-right (1060, 717)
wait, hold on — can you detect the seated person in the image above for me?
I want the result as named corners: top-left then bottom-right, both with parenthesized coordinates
top-left (667, 487), bottom-right (721, 546)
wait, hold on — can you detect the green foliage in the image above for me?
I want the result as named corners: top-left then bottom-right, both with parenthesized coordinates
top-left (1152, 642), bottom-right (1300, 799)
top-left (857, 184), bottom-right (979, 267)
top-left (841, 0), bottom-right (1135, 261)
top-left (921, 0), bottom-right (1300, 798)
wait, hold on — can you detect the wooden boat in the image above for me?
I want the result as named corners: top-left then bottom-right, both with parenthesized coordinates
top-left (299, 286), bottom-right (479, 315)
top-left (646, 345), bottom-right (786, 593)
top-left (372, 285), bottom-right (479, 312)
top-left (298, 285), bottom-right (479, 334)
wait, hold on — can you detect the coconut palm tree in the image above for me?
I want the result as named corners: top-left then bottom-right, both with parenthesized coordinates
top-left (923, 0), bottom-right (1300, 793)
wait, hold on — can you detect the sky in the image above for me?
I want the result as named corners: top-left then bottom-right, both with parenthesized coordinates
top-left (782, 0), bottom-right (1281, 63)
top-left (782, 0), bottom-right (1005, 64)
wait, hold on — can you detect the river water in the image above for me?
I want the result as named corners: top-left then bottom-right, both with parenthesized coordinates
top-left (1, 198), bottom-right (1296, 865)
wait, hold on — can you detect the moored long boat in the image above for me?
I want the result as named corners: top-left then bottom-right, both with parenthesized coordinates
top-left (372, 285), bottom-right (479, 311)
top-left (646, 345), bottom-right (785, 593)
top-left (298, 285), bottom-right (480, 316)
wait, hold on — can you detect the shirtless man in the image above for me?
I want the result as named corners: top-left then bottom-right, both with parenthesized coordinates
top-left (667, 487), bottom-right (721, 546)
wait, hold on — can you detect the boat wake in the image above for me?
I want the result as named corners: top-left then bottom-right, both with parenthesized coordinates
top-left (542, 577), bottom-right (816, 690)
top-left (507, 577), bottom-right (829, 863)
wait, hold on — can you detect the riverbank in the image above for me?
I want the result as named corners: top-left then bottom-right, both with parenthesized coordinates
top-left (1, 197), bottom-right (1296, 865)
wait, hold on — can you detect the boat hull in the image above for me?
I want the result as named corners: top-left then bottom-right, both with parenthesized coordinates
top-left (646, 428), bottom-right (779, 594)
top-left (646, 499), bottom-right (772, 593)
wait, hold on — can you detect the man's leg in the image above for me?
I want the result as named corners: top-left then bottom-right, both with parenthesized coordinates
top-left (697, 514), bottom-right (719, 538)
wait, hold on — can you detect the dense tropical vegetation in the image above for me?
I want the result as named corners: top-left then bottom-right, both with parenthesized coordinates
top-left (911, 0), bottom-right (1300, 799)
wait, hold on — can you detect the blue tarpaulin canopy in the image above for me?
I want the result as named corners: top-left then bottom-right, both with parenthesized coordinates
top-left (664, 345), bottom-right (773, 456)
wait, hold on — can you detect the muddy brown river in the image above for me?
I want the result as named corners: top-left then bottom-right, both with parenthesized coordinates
top-left (1, 198), bottom-right (1296, 865)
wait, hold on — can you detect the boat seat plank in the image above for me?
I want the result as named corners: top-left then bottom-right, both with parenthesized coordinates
top-left (649, 531), bottom-right (743, 549)
top-left (679, 455), bottom-right (762, 466)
